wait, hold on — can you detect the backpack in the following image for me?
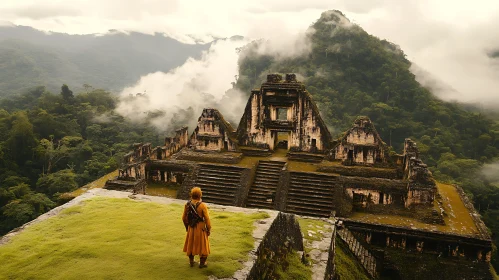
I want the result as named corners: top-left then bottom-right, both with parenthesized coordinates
top-left (187, 201), bottom-right (203, 228)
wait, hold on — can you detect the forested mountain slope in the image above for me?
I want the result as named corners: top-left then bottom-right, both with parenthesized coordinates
top-left (236, 10), bottom-right (499, 268)
top-left (0, 26), bottom-right (209, 97)
top-left (0, 86), bottom-right (162, 234)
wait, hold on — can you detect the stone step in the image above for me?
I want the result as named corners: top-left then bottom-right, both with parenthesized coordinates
top-left (290, 176), bottom-right (336, 185)
top-left (202, 195), bottom-right (234, 204)
top-left (290, 172), bottom-right (337, 179)
top-left (285, 207), bottom-right (330, 217)
top-left (286, 203), bottom-right (332, 216)
top-left (289, 183), bottom-right (334, 192)
top-left (253, 181), bottom-right (278, 187)
top-left (200, 189), bottom-right (236, 197)
top-left (246, 202), bottom-right (273, 209)
top-left (256, 170), bottom-right (281, 177)
top-left (253, 183), bottom-right (278, 190)
top-left (287, 195), bottom-right (332, 205)
top-left (199, 167), bottom-right (242, 176)
top-left (259, 160), bottom-right (286, 166)
top-left (199, 170), bottom-right (242, 177)
top-left (287, 187), bottom-right (334, 197)
top-left (196, 175), bottom-right (240, 183)
top-left (195, 182), bottom-right (239, 189)
top-left (254, 175), bottom-right (279, 182)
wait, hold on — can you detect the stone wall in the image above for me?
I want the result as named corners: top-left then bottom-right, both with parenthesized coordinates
top-left (323, 224), bottom-right (337, 280)
top-left (455, 185), bottom-right (491, 240)
top-left (247, 212), bottom-right (305, 279)
top-left (342, 219), bottom-right (492, 262)
top-left (274, 169), bottom-right (290, 211)
top-left (402, 138), bottom-right (437, 207)
top-left (317, 164), bottom-right (400, 179)
top-left (235, 168), bottom-right (253, 207)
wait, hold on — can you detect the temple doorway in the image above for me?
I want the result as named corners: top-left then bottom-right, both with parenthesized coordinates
top-left (276, 131), bottom-right (290, 150)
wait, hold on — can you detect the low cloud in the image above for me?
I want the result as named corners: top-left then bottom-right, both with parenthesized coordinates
top-left (115, 38), bottom-right (249, 134)
top-left (482, 162), bottom-right (499, 183)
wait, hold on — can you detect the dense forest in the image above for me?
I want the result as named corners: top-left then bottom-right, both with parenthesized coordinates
top-left (0, 25), bottom-right (208, 97)
top-left (0, 85), bottom-right (161, 234)
top-left (1, 8), bottom-right (499, 271)
top-left (236, 10), bottom-right (499, 268)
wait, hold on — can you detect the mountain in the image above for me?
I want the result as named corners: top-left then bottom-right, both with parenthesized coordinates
top-left (236, 9), bottom-right (499, 269)
top-left (0, 25), bottom-right (210, 97)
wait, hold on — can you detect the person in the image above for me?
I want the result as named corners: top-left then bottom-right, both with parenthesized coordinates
top-left (182, 187), bottom-right (211, 268)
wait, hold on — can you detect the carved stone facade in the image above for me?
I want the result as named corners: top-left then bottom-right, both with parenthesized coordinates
top-left (190, 108), bottom-right (238, 152)
top-left (236, 74), bottom-right (332, 152)
top-left (331, 117), bottom-right (390, 165)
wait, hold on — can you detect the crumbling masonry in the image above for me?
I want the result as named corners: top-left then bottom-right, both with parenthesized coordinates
top-left (106, 74), bottom-right (492, 278)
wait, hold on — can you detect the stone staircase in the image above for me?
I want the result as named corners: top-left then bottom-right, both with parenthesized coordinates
top-left (285, 172), bottom-right (337, 217)
top-left (246, 160), bottom-right (286, 209)
top-left (194, 164), bottom-right (243, 206)
top-left (337, 227), bottom-right (377, 278)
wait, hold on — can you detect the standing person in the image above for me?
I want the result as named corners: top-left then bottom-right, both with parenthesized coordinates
top-left (182, 187), bottom-right (211, 268)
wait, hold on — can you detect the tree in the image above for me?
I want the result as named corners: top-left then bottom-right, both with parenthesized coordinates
top-left (36, 169), bottom-right (78, 196)
top-left (61, 84), bottom-right (74, 100)
top-left (5, 112), bottom-right (37, 166)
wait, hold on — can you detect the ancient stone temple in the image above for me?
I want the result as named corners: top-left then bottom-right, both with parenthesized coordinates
top-left (237, 74), bottom-right (332, 153)
top-left (106, 74), bottom-right (493, 278)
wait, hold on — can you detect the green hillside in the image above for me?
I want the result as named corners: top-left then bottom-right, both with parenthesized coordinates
top-left (236, 10), bottom-right (499, 269)
top-left (0, 26), bottom-right (209, 97)
top-left (237, 10), bottom-right (499, 208)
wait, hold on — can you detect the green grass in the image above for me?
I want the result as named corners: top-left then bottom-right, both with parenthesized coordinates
top-left (0, 197), bottom-right (268, 280)
top-left (274, 250), bottom-right (312, 280)
top-left (335, 237), bottom-right (370, 280)
top-left (298, 218), bottom-right (332, 243)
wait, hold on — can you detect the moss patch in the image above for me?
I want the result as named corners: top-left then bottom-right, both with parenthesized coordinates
top-left (0, 197), bottom-right (267, 280)
top-left (70, 169), bottom-right (119, 197)
top-left (349, 182), bottom-right (479, 236)
top-left (274, 250), bottom-right (312, 280)
top-left (298, 218), bottom-right (332, 244)
top-left (335, 237), bottom-right (370, 280)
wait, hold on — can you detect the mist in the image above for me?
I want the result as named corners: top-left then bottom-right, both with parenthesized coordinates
top-left (483, 162), bottom-right (499, 183)
top-left (115, 38), bottom-right (249, 134)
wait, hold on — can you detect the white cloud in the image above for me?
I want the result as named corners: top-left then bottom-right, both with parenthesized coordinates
top-left (115, 38), bottom-right (249, 132)
top-left (1, 0), bottom-right (499, 106)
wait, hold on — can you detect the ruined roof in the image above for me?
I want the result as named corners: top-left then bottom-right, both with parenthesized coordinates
top-left (336, 116), bottom-right (387, 147)
top-left (199, 108), bottom-right (235, 133)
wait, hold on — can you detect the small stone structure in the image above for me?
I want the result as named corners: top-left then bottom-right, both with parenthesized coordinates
top-left (189, 108), bottom-right (238, 152)
top-left (105, 74), bottom-right (493, 277)
top-left (331, 116), bottom-right (390, 166)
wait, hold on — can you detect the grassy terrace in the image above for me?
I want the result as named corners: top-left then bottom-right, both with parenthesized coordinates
top-left (69, 170), bottom-right (119, 196)
top-left (0, 197), bottom-right (268, 280)
top-left (349, 182), bottom-right (479, 236)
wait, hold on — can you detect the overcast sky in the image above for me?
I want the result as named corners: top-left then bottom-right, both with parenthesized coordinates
top-left (1, 0), bottom-right (498, 106)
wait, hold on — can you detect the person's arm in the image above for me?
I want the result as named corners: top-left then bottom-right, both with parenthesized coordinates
top-left (203, 204), bottom-right (211, 233)
top-left (182, 203), bottom-right (189, 231)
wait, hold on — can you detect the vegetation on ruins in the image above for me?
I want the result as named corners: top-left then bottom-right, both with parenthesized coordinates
top-left (236, 10), bottom-right (499, 269)
top-left (0, 197), bottom-right (267, 279)
top-left (0, 85), bottom-right (162, 234)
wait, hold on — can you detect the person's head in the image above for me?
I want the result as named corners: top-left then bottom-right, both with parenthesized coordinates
top-left (190, 187), bottom-right (202, 200)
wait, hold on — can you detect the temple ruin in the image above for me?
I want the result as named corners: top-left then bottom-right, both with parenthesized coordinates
top-left (106, 74), bottom-right (493, 278)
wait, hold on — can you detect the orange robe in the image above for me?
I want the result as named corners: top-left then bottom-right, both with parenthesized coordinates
top-left (182, 199), bottom-right (211, 256)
